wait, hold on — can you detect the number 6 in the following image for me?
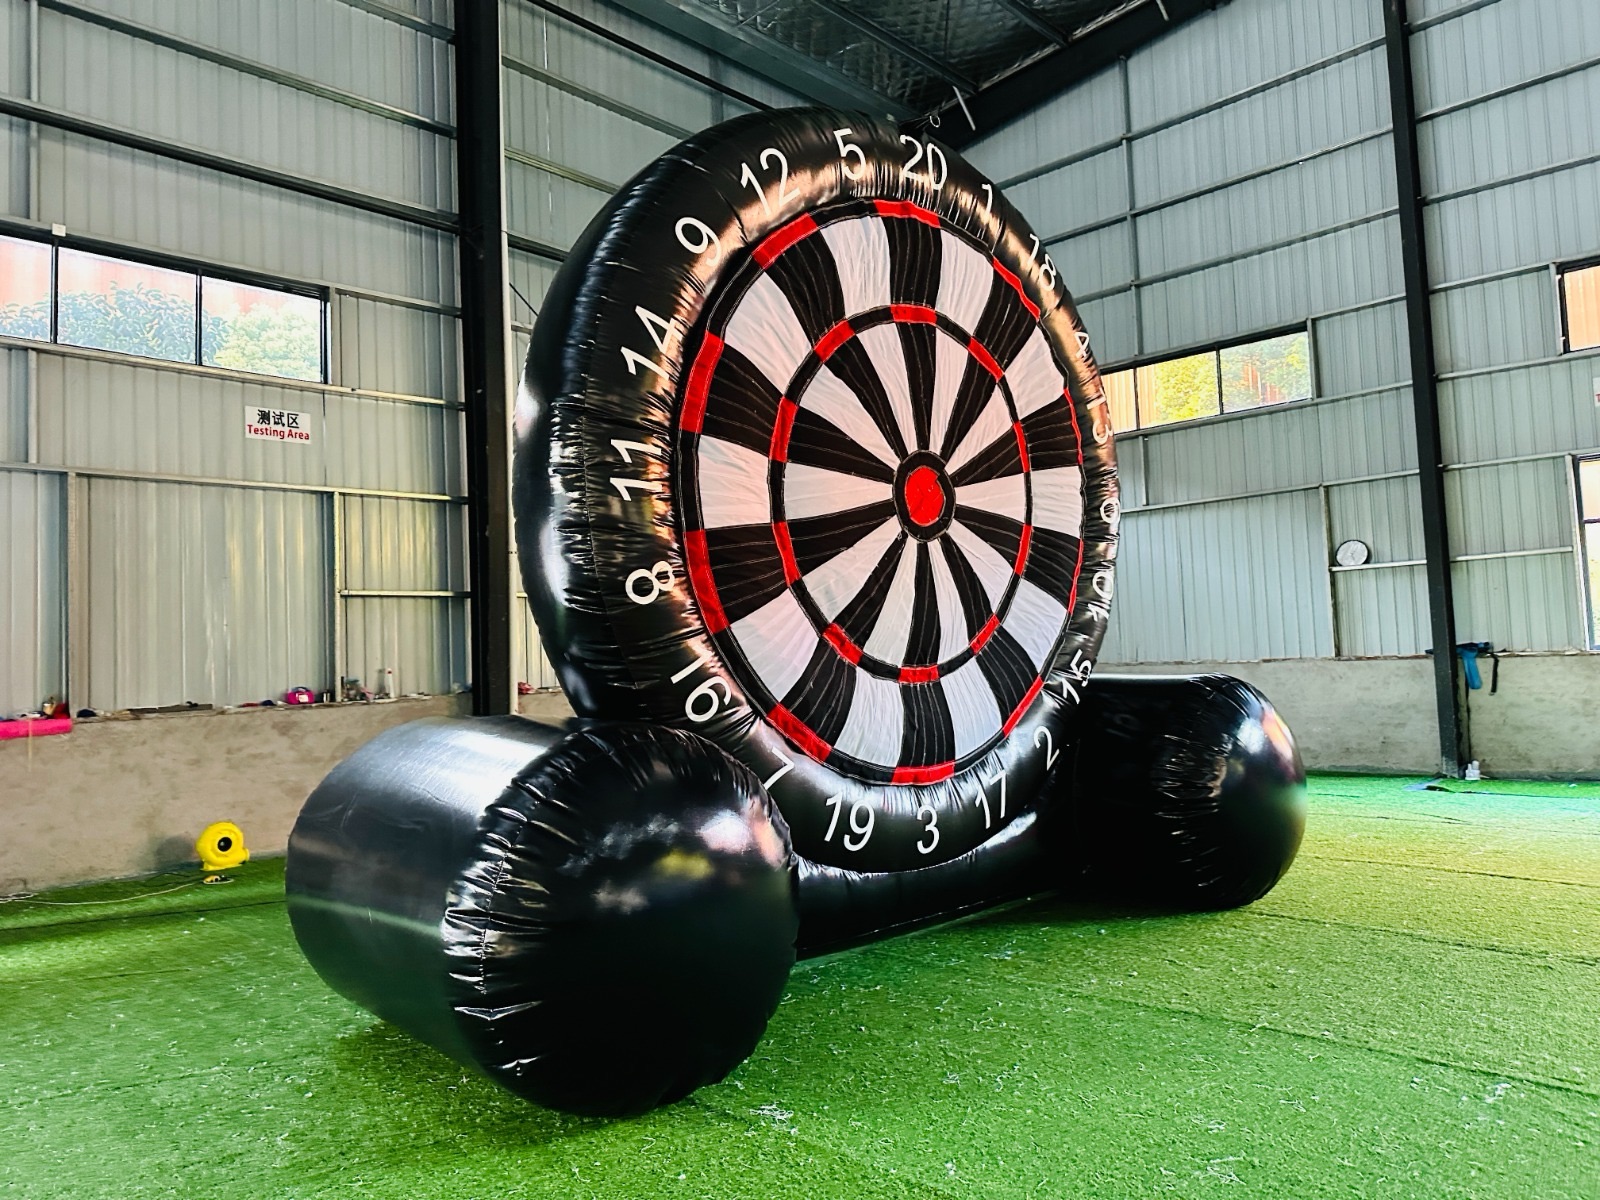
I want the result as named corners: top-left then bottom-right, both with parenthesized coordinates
top-left (685, 675), bottom-right (732, 722)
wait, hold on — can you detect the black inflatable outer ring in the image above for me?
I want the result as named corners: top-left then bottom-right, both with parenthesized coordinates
top-left (513, 108), bottom-right (1119, 880)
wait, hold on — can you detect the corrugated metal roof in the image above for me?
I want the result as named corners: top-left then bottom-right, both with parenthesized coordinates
top-left (664, 0), bottom-right (1161, 112)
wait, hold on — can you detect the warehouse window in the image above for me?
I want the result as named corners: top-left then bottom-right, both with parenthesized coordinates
top-left (58, 250), bottom-right (198, 364)
top-left (1560, 261), bottom-right (1600, 353)
top-left (1101, 328), bottom-right (1313, 434)
top-left (0, 233), bottom-right (325, 381)
top-left (0, 235), bottom-right (53, 341)
top-left (1578, 458), bottom-right (1600, 649)
top-left (201, 278), bottom-right (324, 382)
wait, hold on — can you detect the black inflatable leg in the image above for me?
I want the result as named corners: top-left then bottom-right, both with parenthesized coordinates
top-left (1047, 674), bottom-right (1307, 911)
top-left (286, 717), bottom-right (798, 1117)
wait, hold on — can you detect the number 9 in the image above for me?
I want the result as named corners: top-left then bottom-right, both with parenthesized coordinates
top-left (675, 216), bottom-right (722, 263)
top-left (844, 801), bottom-right (875, 852)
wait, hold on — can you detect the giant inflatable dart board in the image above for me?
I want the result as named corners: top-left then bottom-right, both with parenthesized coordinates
top-left (515, 108), bottom-right (1120, 879)
top-left (287, 106), bottom-right (1305, 1118)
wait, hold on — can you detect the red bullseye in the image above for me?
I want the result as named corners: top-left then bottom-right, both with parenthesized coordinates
top-left (903, 465), bottom-right (945, 527)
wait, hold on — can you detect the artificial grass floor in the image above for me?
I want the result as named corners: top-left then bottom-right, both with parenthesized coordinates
top-left (2, 774), bottom-right (1597, 1199)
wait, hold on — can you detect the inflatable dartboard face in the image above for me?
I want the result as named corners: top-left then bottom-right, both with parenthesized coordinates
top-left (514, 108), bottom-right (1119, 875)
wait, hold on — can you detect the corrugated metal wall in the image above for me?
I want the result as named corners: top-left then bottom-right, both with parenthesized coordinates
top-left (1418, 0), bottom-right (1598, 652)
top-left (966, 0), bottom-right (1600, 664)
top-left (7, 0), bottom-right (1590, 712)
top-left (498, 0), bottom-right (801, 692)
top-left (0, 0), bottom-right (466, 712)
top-left (0, 0), bottom-right (807, 712)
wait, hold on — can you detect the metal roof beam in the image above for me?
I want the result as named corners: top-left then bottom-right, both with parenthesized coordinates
top-left (594, 0), bottom-right (916, 118)
top-left (804, 0), bottom-right (980, 94)
top-left (916, 0), bottom-right (1223, 147)
top-left (989, 0), bottom-right (1070, 47)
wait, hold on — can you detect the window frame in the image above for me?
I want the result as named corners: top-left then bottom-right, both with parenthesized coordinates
top-left (0, 229), bottom-right (329, 383)
top-left (1556, 255), bottom-right (1600, 356)
top-left (1098, 323), bottom-right (1317, 437)
top-left (1575, 455), bottom-right (1600, 651)
top-left (198, 274), bottom-right (330, 383)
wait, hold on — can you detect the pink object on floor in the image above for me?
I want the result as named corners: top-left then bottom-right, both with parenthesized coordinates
top-left (0, 717), bottom-right (73, 740)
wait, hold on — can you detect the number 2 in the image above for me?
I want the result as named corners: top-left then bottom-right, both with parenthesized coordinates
top-left (897, 135), bottom-right (948, 190)
top-left (1035, 726), bottom-right (1060, 770)
top-left (741, 147), bottom-right (800, 214)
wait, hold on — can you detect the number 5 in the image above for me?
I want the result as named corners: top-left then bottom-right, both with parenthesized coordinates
top-left (833, 127), bottom-right (866, 181)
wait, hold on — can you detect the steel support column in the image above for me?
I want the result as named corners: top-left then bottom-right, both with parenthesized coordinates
top-left (455, 0), bottom-right (515, 715)
top-left (1384, 0), bottom-right (1463, 776)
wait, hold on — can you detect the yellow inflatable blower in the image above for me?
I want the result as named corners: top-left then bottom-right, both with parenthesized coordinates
top-left (196, 821), bottom-right (249, 882)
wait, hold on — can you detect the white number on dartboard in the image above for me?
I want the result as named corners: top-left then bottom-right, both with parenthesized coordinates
top-left (1035, 726), bottom-right (1060, 771)
top-left (675, 216), bottom-right (722, 263)
top-left (915, 801), bottom-right (940, 855)
top-left (762, 749), bottom-right (795, 791)
top-left (610, 476), bottom-right (660, 501)
top-left (1025, 234), bottom-right (1058, 290)
top-left (624, 560), bottom-right (675, 605)
top-left (740, 147), bottom-right (801, 215)
top-left (973, 772), bottom-right (1007, 829)
top-left (823, 795), bottom-right (875, 852)
top-left (610, 435), bottom-right (660, 502)
top-left (620, 305), bottom-right (674, 385)
top-left (833, 127), bottom-right (866, 181)
top-left (671, 652), bottom-right (735, 723)
top-left (898, 135), bottom-right (948, 190)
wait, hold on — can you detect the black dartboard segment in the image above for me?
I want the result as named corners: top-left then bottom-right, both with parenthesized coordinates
top-left (678, 202), bottom-right (1086, 786)
top-left (514, 109), bottom-right (1120, 875)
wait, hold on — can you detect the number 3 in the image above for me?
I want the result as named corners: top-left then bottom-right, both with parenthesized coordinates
top-left (915, 801), bottom-right (940, 855)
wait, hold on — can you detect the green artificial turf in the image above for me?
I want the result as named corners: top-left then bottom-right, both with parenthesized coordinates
top-left (2, 775), bottom-right (1597, 1199)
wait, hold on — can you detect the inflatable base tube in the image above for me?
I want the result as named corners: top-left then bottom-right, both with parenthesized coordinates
top-left (286, 717), bottom-right (798, 1118)
top-left (1047, 674), bottom-right (1307, 911)
top-left (792, 674), bottom-right (1307, 950)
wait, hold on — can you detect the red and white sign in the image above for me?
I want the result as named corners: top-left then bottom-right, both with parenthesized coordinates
top-left (244, 406), bottom-right (313, 444)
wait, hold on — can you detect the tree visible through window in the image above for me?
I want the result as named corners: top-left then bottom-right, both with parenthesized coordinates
top-left (1099, 329), bottom-right (1313, 434)
top-left (0, 235), bottom-right (51, 341)
top-left (0, 235), bottom-right (325, 382)
top-left (202, 279), bottom-right (323, 382)
top-left (57, 250), bottom-right (197, 364)
top-left (1136, 352), bottom-right (1219, 426)
top-left (1222, 332), bottom-right (1311, 412)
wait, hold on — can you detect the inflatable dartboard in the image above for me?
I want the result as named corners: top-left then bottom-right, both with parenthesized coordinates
top-left (514, 108), bottom-right (1119, 878)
